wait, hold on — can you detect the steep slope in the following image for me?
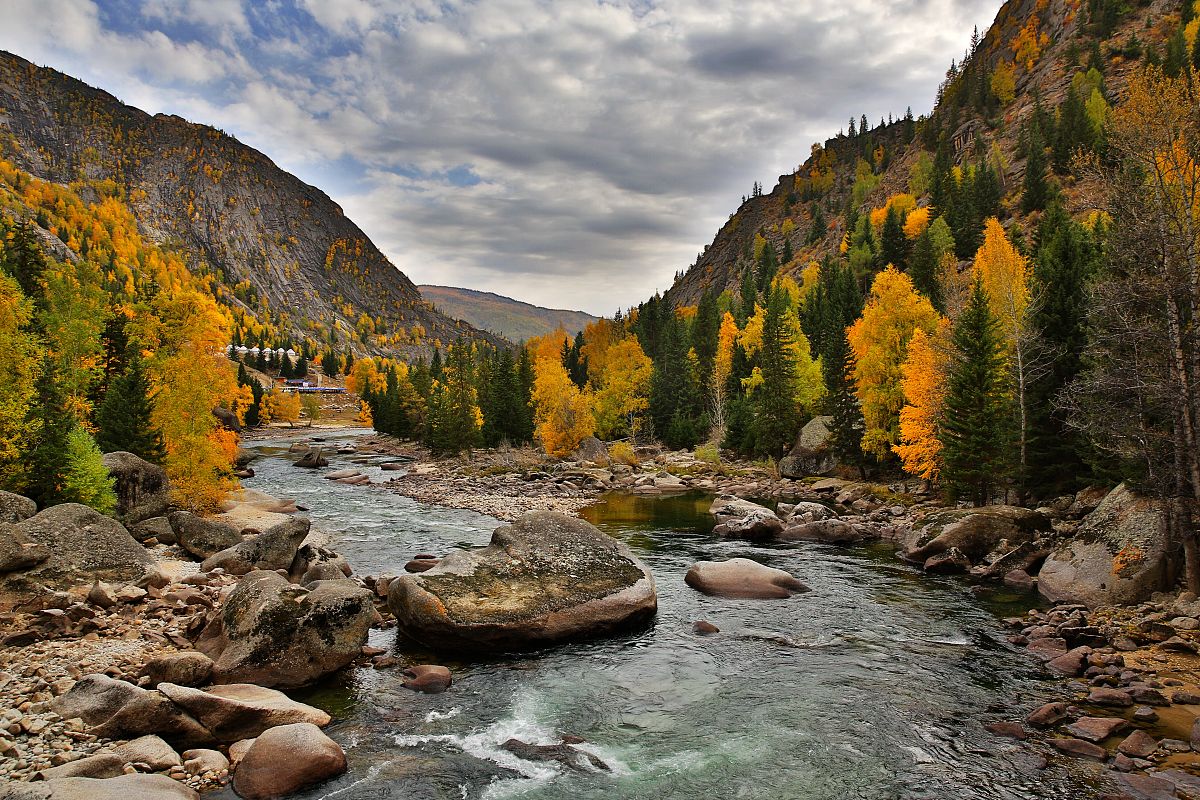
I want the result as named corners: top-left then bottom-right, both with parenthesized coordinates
top-left (0, 50), bottom-right (497, 357)
top-left (418, 285), bottom-right (599, 342)
top-left (663, 0), bottom-right (1182, 307)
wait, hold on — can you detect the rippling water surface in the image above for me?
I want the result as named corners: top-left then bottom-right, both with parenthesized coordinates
top-left (228, 429), bottom-right (1107, 800)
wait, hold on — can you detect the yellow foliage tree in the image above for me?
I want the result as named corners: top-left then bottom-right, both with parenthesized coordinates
top-left (847, 267), bottom-right (942, 459)
top-left (532, 357), bottom-right (595, 458)
top-left (0, 274), bottom-right (39, 490)
top-left (346, 357), bottom-right (387, 395)
top-left (902, 207), bottom-right (931, 239)
top-left (580, 317), bottom-right (621, 385)
top-left (894, 321), bottom-right (950, 480)
top-left (991, 60), bottom-right (1017, 106)
top-left (869, 193), bottom-right (917, 230)
top-left (709, 311), bottom-right (739, 437)
top-left (526, 326), bottom-right (570, 366)
top-left (590, 337), bottom-right (653, 439)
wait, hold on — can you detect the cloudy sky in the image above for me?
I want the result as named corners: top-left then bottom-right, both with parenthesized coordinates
top-left (1, 0), bottom-right (1002, 315)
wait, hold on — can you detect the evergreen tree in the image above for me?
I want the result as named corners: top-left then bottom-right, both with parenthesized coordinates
top-left (515, 347), bottom-right (536, 442)
top-left (22, 358), bottom-right (73, 508)
top-left (430, 348), bottom-right (444, 382)
top-left (63, 426), bottom-right (117, 514)
top-left (756, 239), bottom-right (778, 291)
top-left (650, 314), bottom-right (700, 448)
top-left (1053, 85), bottom-right (1092, 173)
top-left (91, 311), bottom-right (130, 408)
top-left (255, 348), bottom-right (268, 373)
top-left (95, 353), bottom-right (165, 461)
top-left (908, 228), bottom-right (945, 312)
top-left (753, 287), bottom-right (800, 457)
top-left (295, 355), bottom-right (308, 378)
top-left (320, 350), bottom-right (340, 378)
top-left (425, 341), bottom-right (481, 455)
top-left (1, 219), bottom-right (49, 316)
top-left (881, 204), bottom-right (908, 269)
top-left (692, 290), bottom-right (720, 390)
top-left (822, 329), bottom-right (866, 476)
top-left (939, 279), bottom-right (1011, 505)
top-left (807, 204), bottom-right (826, 245)
top-left (1021, 122), bottom-right (1050, 213)
top-left (739, 268), bottom-right (757, 324)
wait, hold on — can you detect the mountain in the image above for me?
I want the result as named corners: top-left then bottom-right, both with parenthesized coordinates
top-left (418, 285), bottom-right (599, 342)
top-left (0, 50), bottom-right (498, 357)
top-left (660, 0), bottom-right (1175, 308)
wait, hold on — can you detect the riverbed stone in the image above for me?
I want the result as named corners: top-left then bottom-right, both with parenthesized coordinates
top-left (288, 544), bottom-right (352, 585)
top-left (709, 497), bottom-right (783, 541)
top-left (200, 516), bottom-right (311, 576)
top-left (1026, 702), bottom-right (1069, 726)
top-left (231, 723), bottom-right (346, 800)
top-left (684, 558), bottom-right (810, 599)
top-left (114, 735), bottom-right (182, 771)
top-left (293, 449), bottom-right (328, 469)
top-left (35, 753), bottom-right (126, 780)
top-left (901, 506), bottom-right (1050, 564)
top-left (51, 674), bottom-right (211, 746)
top-left (156, 683), bottom-right (331, 742)
top-left (2, 505), bottom-right (158, 601)
top-left (388, 511), bottom-right (656, 652)
top-left (168, 512), bottom-right (242, 560)
top-left (778, 519), bottom-right (867, 544)
top-left (1039, 484), bottom-right (1173, 608)
top-left (1067, 715), bottom-right (1128, 742)
top-left (402, 665), bottom-right (452, 693)
top-left (1117, 729), bottom-right (1159, 758)
top-left (195, 570), bottom-right (375, 687)
top-left (1088, 687), bottom-right (1134, 707)
top-left (4, 773), bottom-right (200, 799)
top-left (142, 651), bottom-right (214, 688)
top-left (1052, 737), bottom-right (1108, 760)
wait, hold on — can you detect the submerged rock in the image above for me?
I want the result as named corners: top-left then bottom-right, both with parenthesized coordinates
top-left (684, 558), bottom-right (810, 599)
top-left (1039, 484), bottom-right (1173, 608)
top-left (196, 570), bottom-right (375, 687)
top-left (388, 511), bottom-right (656, 652)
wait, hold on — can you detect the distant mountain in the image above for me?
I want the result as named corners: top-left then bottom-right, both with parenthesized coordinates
top-left (419, 285), bottom-right (599, 342)
top-left (0, 50), bottom-right (498, 357)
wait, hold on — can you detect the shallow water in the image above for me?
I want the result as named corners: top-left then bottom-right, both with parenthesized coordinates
top-left (229, 429), bottom-right (1108, 800)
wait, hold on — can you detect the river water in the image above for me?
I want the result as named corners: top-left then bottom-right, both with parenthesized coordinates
top-left (228, 429), bottom-right (1109, 800)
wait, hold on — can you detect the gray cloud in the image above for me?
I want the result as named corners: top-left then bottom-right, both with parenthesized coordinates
top-left (0, 0), bottom-right (1002, 315)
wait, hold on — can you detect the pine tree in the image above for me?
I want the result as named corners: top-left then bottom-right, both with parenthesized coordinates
top-left (939, 279), bottom-right (1011, 505)
top-left (691, 291), bottom-right (720, 391)
top-left (22, 358), bottom-right (73, 508)
top-left (739, 268), bottom-right (757, 324)
top-left (881, 204), bottom-right (908, 269)
top-left (650, 314), bottom-right (700, 448)
top-left (426, 341), bottom-right (481, 455)
top-left (753, 287), bottom-right (801, 457)
top-left (1, 219), bottom-right (48, 316)
top-left (823, 329), bottom-right (866, 476)
top-left (908, 228), bottom-right (945, 312)
top-left (1021, 122), bottom-right (1050, 213)
top-left (95, 353), bottom-right (165, 461)
top-left (295, 355), bottom-right (309, 379)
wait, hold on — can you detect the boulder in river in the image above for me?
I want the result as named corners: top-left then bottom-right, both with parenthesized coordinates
top-left (200, 516), bottom-right (311, 576)
top-left (231, 723), bottom-right (347, 800)
top-left (388, 511), bottom-right (657, 652)
top-left (901, 506), bottom-right (1050, 565)
top-left (684, 558), bottom-right (810, 599)
top-left (293, 448), bottom-right (328, 468)
top-left (709, 497), bottom-right (784, 541)
top-left (778, 518), bottom-right (868, 544)
top-left (288, 543), bottom-right (352, 585)
top-left (168, 511), bottom-right (243, 560)
top-left (196, 570), bottom-right (376, 687)
top-left (1038, 484), bottom-right (1173, 608)
top-left (402, 664), bottom-right (452, 693)
top-left (101, 451), bottom-right (169, 523)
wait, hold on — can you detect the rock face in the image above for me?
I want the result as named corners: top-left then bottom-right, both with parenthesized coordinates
top-left (168, 511), bottom-right (242, 560)
top-left (0, 491), bottom-right (36, 523)
top-left (196, 570), bottom-right (375, 687)
top-left (388, 511), bottom-right (657, 652)
top-left (1, 505), bottom-right (157, 597)
top-left (684, 558), bottom-right (810, 599)
top-left (232, 723), bottom-right (347, 800)
top-left (1039, 484), bottom-right (1173, 607)
top-left (709, 497), bottom-right (784, 541)
top-left (778, 416), bottom-right (836, 478)
top-left (101, 452), bottom-right (169, 522)
top-left (200, 517), bottom-right (311, 576)
top-left (902, 506), bottom-right (1051, 565)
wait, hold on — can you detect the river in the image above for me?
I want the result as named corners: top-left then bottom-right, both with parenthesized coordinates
top-left (224, 429), bottom-right (1109, 800)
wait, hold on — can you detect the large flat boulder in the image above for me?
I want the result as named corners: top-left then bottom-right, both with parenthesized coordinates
top-left (1, 774), bottom-right (199, 799)
top-left (684, 558), bottom-right (810, 599)
top-left (901, 506), bottom-right (1050, 565)
top-left (196, 571), bottom-right (375, 687)
top-left (1039, 484), bottom-right (1172, 607)
top-left (388, 511), bottom-right (657, 652)
top-left (51, 674), bottom-right (211, 747)
top-left (200, 517), bottom-right (311, 576)
top-left (101, 452), bottom-right (169, 523)
top-left (156, 683), bottom-right (331, 742)
top-left (1, 505), bottom-right (158, 599)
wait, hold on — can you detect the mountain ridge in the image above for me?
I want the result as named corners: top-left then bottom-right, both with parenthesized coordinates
top-left (418, 284), bottom-right (599, 342)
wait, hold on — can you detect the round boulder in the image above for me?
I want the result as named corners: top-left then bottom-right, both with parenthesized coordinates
top-left (231, 723), bottom-right (347, 800)
top-left (168, 512), bottom-right (242, 561)
top-left (200, 517), bottom-right (311, 576)
top-left (388, 511), bottom-right (657, 652)
top-left (0, 490), bottom-right (36, 523)
top-left (684, 558), bottom-right (810, 599)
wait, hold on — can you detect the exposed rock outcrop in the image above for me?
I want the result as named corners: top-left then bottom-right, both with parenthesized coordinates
top-left (199, 517), bottom-right (310, 576)
top-left (388, 511), bottom-right (657, 651)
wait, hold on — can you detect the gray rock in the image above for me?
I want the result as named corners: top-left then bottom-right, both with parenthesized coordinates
top-left (129, 516), bottom-right (174, 545)
top-left (288, 543), bottom-right (351, 585)
top-left (196, 571), bottom-right (375, 687)
top-left (4, 774), bottom-right (199, 799)
top-left (113, 734), bottom-right (181, 770)
top-left (709, 497), bottom-right (784, 541)
top-left (200, 516), bottom-right (310, 576)
top-left (101, 452), bottom-right (169, 523)
top-left (142, 651), bottom-right (214, 688)
top-left (572, 436), bottom-right (609, 464)
top-left (0, 490), bottom-right (36, 523)
top-left (182, 748), bottom-right (228, 775)
top-left (388, 512), bottom-right (657, 652)
top-left (168, 511), bottom-right (242, 560)
top-left (0, 523), bottom-right (51, 574)
top-left (778, 416), bottom-right (836, 478)
top-left (902, 506), bottom-right (1050, 564)
top-left (1039, 484), bottom-right (1173, 607)
top-left (3, 505), bottom-right (157, 596)
top-left (778, 518), bottom-right (869, 544)
top-left (293, 449), bottom-right (328, 468)
top-left (34, 753), bottom-right (126, 780)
